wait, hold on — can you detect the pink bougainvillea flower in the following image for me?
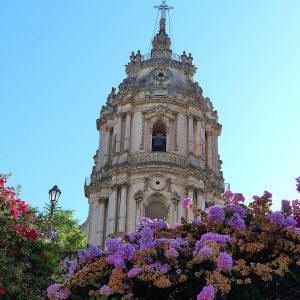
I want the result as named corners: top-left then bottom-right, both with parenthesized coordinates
top-left (0, 288), bottom-right (6, 295)
top-left (217, 252), bottom-right (233, 272)
top-left (232, 193), bottom-right (245, 203)
top-left (197, 284), bottom-right (215, 300)
top-left (182, 197), bottom-right (192, 208)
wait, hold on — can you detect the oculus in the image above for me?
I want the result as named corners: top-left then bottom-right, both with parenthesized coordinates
top-left (151, 67), bottom-right (172, 82)
top-left (150, 175), bottom-right (166, 191)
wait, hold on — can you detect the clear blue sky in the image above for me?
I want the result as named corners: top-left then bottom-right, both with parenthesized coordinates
top-left (1, 1), bottom-right (299, 223)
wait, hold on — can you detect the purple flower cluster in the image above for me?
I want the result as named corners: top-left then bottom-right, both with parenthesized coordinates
top-left (267, 212), bottom-right (285, 227)
top-left (296, 177), bottom-right (300, 193)
top-left (206, 205), bottom-right (225, 223)
top-left (197, 284), bottom-right (215, 300)
top-left (252, 195), bottom-right (260, 202)
top-left (281, 200), bottom-right (292, 215)
top-left (183, 197), bottom-right (192, 209)
top-left (176, 268), bottom-right (182, 275)
top-left (87, 243), bottom-right (103, 257)
top-left (199, 233), bottom-right (232, 246)
top-left (77, 249), bottom-right (89, 264)
top-left (139, 227), bottom-right (155, 250)
top-left (170, 223), bottom-right (180, 229)
top-left (99, 285), bottom-right (111, 296)
top-left (285, 216), bottom-right (297, 227)
top-left (47, 284), bottom-right (71, 300)
top-left (76, 243), bottom-right (103, 264)
top-left (221, 190), bottom-right (234, 200)
top-left (232, 193), bottom-right (245, 203)
top-left (106, 242), bottom-right (136, 269)
top-left (228, 213), bottom-right (246, 231)
top-left (144, 263), bottom-right (171, 274)
top-left (192, 219), bottom-right (204, 226)
top-left (193, 243), bottom-right (212, 258)
top-left (63, 260), bottom-right (78, 277)
top-left (267, 211), bottom-right (297, 227)
top-left (199, 246), bottom-right (213, 257)
top-left (292, 200), bottom-right (300, 213)
top-left (154, 237), bottom-right (188, 248)
top-left (217, 252), bottom-right (233, 272)
top-left (136, 217), bottom-right (168, 232)
top-left (263, 191), bottom-right (272, 199)
top-left (165, 247), bottom-right (179, 259)
top-left (105, 238), bottom-right (122, 253)
top-left (127, 267), bottom-right (142, 278)
top-left (224, 203), bottom-right (245, 218)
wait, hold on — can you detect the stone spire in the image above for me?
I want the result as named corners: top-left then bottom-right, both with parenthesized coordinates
top-left (151, 1), bottom-right (173, 60)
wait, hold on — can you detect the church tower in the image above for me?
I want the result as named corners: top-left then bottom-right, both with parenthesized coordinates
top-left (83, 1), bottom-right (224, 247)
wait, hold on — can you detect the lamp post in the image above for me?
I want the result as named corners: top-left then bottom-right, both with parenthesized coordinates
top-left (48, 185), bottom-right (61, 233)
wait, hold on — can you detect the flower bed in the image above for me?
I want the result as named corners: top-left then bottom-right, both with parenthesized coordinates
top-left (47, 179), bottom-right (300, 300)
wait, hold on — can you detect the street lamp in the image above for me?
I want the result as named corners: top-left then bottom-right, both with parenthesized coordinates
top-left (48, 185), bottom-right (61, 232)
top-left (49, 185), bottom-right (61, 205)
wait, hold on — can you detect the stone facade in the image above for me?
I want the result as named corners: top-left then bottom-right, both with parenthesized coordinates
top-left (83, 16), bottom-right (224, 247)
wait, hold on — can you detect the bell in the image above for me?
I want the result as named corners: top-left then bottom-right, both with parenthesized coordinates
top-left (154, 135), bottom-right (164, 147)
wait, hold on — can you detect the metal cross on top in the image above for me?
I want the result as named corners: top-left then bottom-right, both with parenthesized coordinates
top-left (154, 0), bottom-right (174, 19)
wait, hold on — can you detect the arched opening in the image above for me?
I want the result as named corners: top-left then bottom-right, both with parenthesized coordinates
top-left (152, 120), bottom-right (166, 152)
top-left (145, 200), bottom-right (168, 220)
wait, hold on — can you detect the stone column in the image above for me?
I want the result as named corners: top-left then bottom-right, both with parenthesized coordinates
top-left (96, 198), bottom-right (106, 247)
top-left (96, 130), bottom-right (104, 171)
top-left (197, 190), bottom-right (206, 211)
top-left (206, 131), bottom-right (213, 169)
top-left (103, 128), bottom-right (111, 165)
top-left (135, 195), bottom-right (143, 225)
top-left (213, 134), bottom-right (219, 174)
top-left (115, 114), bottom-right (122, 153)
top-left (124, 111), bottom-right (131, 151)
top-left (118, 183), bottom-right (128, 233)
top-left (106, 185), bottom-right (118, 236)
top-left (171, 197), bottom-right (180, 224)
top-left (196, 118), bottom-right (201, 157)
top-left (187, 186), bottom-right (194, 222)
top-left (200, 121), bottom-right (205, 158)
top-left (92, 199), bottom-right (100, 244)
top-left (88, 197), bottom-right (97, 243)
top-left (188, 115), bottom-right (194, 154)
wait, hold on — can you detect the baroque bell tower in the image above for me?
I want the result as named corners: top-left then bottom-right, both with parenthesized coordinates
top-left (83, 1), bottom-right (224, 247)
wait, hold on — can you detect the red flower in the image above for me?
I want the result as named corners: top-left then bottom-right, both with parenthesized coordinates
top-left (24, 228), bottom-right (39, 239)
top-left (10, 207), bottom-right (20, 218)
top-left (294, 215), bottom-right (300, 228)
top-left (0, 288), bottom-right (6, 295)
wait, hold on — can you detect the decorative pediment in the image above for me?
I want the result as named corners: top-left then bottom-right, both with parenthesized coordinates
top-left (142, 105), bottom-right (178, 119)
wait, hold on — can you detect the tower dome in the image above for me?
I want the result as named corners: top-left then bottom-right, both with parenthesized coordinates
top-left (83, 1), bottom-right (224, 247)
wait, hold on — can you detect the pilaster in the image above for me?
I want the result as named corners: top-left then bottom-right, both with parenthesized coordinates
top-left (124, 111), bottom-right (132, 151)
top-left (118, 183), bottom-right (128, 233)
top-left (106, 184), bottom-right (118, 236)
top-left (188, 115), bottom-right (194, 154)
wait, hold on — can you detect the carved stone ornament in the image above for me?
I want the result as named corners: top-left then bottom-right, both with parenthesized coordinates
top-left (134, 189), bottom-right (144, 202)
top-left (150, 175), bottom-right (166, 191)
top-left (155, 105), bottom-right (168, 116)
top-left (151, 67), bottom-right (172, 82)
top-left (171, 191), bottom-right (181, 203)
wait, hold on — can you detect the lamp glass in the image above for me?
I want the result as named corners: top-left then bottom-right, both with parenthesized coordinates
top-left (49, 185), bottom-right (61, 204)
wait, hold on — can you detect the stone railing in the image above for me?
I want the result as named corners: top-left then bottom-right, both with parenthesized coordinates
top-left (130, 152), bottom-right (186, 167)
top-left (141, 53), bottom-right (182, 63)
top-left (86, 152), bottom-right (207, 187)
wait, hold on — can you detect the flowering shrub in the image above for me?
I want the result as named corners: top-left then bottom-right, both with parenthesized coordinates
top-left (0, 174), bottom-right (87, 299)
top-left (0, 174), bottom-right (48, 299)
top-left (47, 178), bottom-right (300, 300)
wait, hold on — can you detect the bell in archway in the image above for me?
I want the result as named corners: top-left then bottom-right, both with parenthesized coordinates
top-left (153, 133), bottom-right (166, 151)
